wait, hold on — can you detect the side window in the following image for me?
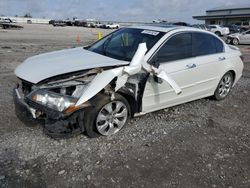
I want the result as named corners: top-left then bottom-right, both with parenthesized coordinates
top-left (245, 31), bottom-right (250, 34)
top-left (192, 33), bottom-right (217, 56)
top-left (157, 33), bottom-right (192, 63)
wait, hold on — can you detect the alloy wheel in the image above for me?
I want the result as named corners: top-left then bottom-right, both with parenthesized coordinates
top-left (218, 74), bottom-right (233, 98)
top-left (96, 101), bottom-right (128, 136)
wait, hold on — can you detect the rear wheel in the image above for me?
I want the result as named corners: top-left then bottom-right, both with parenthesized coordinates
top-left (84, 94), bottom-right (130, 138)
top-left (213, 72), bottom-right (234, 100)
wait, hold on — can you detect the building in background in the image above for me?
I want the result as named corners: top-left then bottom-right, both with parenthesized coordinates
top-left (193, 5), bottom-right (250, 25)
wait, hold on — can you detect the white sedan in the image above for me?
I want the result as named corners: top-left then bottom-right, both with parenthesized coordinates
top-left (208, 25), bottom-right (230, 36)
top-left (104, 23), bottom-right (120, 29)
top-left (14, 26), bottom-right (243, 138)
top-left (226, 30), bottom-right (250, 45)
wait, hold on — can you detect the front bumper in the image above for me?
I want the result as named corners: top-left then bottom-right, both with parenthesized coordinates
top-left (13, 85), bottom-right (85, 138)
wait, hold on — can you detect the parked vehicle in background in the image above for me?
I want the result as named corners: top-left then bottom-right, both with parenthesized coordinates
top-left (53, 20), bottom-right (66, 27)
top-left (172, 22), bottom-right (189, 26)
top-left (86, 21), bottom-right (95, 28)
top-left (208, 25), bottom-right (230, 36)
top-left (94, 22), bottom-right (104, 28)
top-left (49, 20), bottom-right (55, 25)
top-left (191, 24), bottom-right (209, 30)
top-left (13, 26), bottom-right (243, 138)
top-left (153, 19), bottom-right (167, 23)
top-left (226, 30), bottom-right (250, 45)
top-left (234, 22), bottom-right (250, 32)
top-left (73, 20), bottom-right (87, 27)
top-left (223, 24), bottom-right (240, 34)
top-left (0, 17), bottom-right (12, 23)
top-left (104, 23), bottom-right (120, 29)
top-left (65, 20), bottom-right (74, 26)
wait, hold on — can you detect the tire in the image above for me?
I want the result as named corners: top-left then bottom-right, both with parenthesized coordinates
top-left (213, 72), bottom-right (234, 100)
top-left (215, 31), bottom-right (221, 36)
top-left (232, 38), bottom-right (239, 45)
top-left (84, 94), bottom-right (130, 138)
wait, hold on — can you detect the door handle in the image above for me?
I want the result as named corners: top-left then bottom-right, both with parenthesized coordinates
top-left (186, 64), bottom-right (196, 69)
top-left (219, 57), bottom-right (226, 61)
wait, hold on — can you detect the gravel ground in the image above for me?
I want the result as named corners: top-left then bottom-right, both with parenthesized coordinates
top-left (0, 24), bottom-right (249, 188)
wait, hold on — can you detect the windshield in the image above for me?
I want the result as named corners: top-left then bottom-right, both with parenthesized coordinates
top-left (87, 28), bottom-right (165, 61)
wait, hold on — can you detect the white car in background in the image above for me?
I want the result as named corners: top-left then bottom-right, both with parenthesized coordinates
top-left (226, 30), bottom-right (250, 45)
top-left (105, 23), bottom-right (120, 29)
top-left (13, 26), bottom-right (243, 138)
top-left (208, 25), bottom-right (230, 36)
top-left (0, 17), bottom-right (12, 23)
top-left (94, 22), bottom-right (104, 28)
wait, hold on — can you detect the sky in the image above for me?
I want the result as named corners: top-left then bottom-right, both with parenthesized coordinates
top-left (0, 0), bottom-right (249, 23)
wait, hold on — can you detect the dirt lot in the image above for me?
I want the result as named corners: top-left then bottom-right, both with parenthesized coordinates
top-left (0, 24), bottom-right (249, 188)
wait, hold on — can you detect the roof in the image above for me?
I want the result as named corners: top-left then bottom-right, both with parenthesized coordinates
top-left (207, 4), bottom-right (250, 12)
top-left (129, 25), bottom-right (208, 34)
top-left (130, 25), bottom-right (179, 33)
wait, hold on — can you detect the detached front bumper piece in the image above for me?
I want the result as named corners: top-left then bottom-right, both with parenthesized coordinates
top-left (13, 85), bottom-right (85, 138)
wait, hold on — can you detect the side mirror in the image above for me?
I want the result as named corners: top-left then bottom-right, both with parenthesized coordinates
top-left (148, 54), bottom-right (160, 68)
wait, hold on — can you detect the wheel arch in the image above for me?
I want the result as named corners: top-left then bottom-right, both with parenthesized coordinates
top-left (117, 90), bottom-right (137, 117)
top-left (228, 70), bottom-right (236, 83)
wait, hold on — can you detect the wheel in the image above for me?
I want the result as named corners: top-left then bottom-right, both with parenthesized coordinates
top-left (84, 94), bottom-right (130, 138)
top-left (215, 31), bottom-right (221, 36)
top-left (225, 39), bottom-right (231, 44)
top-left (213, 72), bottom-right (234, 100)
top-left (232, 38), bottom-right (239, 45)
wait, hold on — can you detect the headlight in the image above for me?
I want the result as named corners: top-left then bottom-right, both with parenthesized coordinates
top-left (30, 90), bottom-right (78, 112)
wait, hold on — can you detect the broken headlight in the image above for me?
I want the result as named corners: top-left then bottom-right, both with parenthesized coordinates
top-left (29, 90), bottom-right (78, 112)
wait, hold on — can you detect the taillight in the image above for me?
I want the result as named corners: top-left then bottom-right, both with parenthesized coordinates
top-left (240, 55), bottom-right (244, 62)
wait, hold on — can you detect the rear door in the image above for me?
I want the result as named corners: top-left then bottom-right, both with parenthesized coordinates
top-left (190, 32), bottom-right (226, 93)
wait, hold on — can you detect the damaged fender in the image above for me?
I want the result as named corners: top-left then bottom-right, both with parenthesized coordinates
top-left (75, 42), bottom-right (182, 107)
top-left (76, 43), bottom-right (147, 106)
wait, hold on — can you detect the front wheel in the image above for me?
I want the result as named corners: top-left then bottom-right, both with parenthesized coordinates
top-left (232, 38), bottom-right (239, 45)
top-left (215, 31), bottom-right (221, 36)
top-left (213, 72), bottom-right (234, 100)
top-left (84, 94), bottom-right (130, 138)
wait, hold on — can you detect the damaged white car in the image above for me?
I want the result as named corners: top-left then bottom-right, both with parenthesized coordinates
top-left (14, 26), bottom-right (244, 138)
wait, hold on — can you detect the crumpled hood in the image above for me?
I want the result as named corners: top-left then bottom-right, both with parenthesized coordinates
top-left (15, 47), bottom-right (129, 84)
